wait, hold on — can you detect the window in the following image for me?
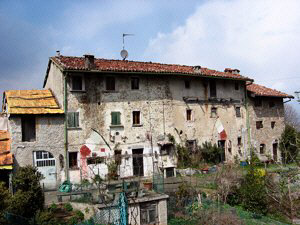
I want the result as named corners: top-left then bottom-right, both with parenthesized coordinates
top-left (69, 152), bottom-right (78, 169)
top-left (114, 150), bottom-right (122, 165)
top-left (269, 101), bottom-right (275, 108)
top-left (87, 156), bottom-right (104, 165)
top-left (211, 107), bottom-right (217, 118)
top-left (68, 112), bottom-right (79, 128)
top-left (254, 98), bottom-right (262, 107)
top-left (132, 111), bottom-right (141, 125)
top-left (260, 144), bottom-right (265, 154)
top-left (34, 151), bottom-right (55, 167)
top-left (209, 80), bottom-right (217, 97)
top-left (271, 121), bottom-right (276, 129)
top-left (238, 137), bottom-right (242, 146)
top-left (235, 107), bottom-right (241, 117)
top-left (186, 109), bottom-right (192, 121)
top-left (256, 121), bottom-right (263, 129)
top-left (71, 76), bottom-right (83, 91)
top-left (235, 82), bottom-right (239, 90)
top-left (106, 77), bottom-right (115, 91)
top-left (21, 116), bottom-right (36, 142)
top-left (111, 112), bottom-right (121, 125)
top-left (131, 77), bottom-right (139, 90)
top-left (186, 140), bottom-right (196, 152)
top-left (140, 203), bottom-right (157, 225)
top-left (185, 80), bottom-right (191, 89)
top-left (160, 144), bottom-right (173, 156)
top-left (166, 168), bottom-right (175, 178)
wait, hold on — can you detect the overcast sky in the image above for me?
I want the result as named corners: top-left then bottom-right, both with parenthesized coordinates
top-left (0, 0), bottom-right (299, 111)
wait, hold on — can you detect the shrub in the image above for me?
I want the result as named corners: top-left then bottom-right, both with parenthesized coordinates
top-left (63, 202), bottom-right (73, 212)
top-left (33, 210), bottom-right (59, 225)
top-left (7, 166), bottom-right (44, 218)
top-left (200, 141), bottom-right (223, 164)
top-left (67, 210), bottom-right (84, 224)
top-left (280, 125), bottom-right (300, 164)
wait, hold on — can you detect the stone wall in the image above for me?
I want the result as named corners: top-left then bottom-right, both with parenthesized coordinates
top-left (9, 115), bottom-right (65, 188)
top-left (248, 96), bottom-right (285, 161)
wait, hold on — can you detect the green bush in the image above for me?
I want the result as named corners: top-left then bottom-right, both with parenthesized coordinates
top-left (200, 141), bottom-right (223, 164)
top-left (63, 202), bottom-right (73, 212)
top-left (33, 210), bottom-right (59, 225)
top-left (67, 210), bottom-right (84, 224)
top-left (7, 166), bottom-right (44, 218)
top-left (280, 125), bottom-right (300, 164)
top-left (0, 182), bottom-right (11, 224)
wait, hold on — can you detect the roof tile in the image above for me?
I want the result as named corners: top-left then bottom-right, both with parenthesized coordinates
top-left (247, 83), bottom-right (293, 98)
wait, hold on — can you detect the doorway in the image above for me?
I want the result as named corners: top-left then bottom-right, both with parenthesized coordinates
top-left (273, 143), bottom-right (278, 162)
top-left (218, 140), bottom-right (226, 162)
top-left (132, 148), bottom-right (144, 176)
top-left (34, 151), bottom-right (57, 190)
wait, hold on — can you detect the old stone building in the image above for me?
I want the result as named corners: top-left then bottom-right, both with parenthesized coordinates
top-left (1, 90), bottom-right (64, 190)
top-left (247, 83), bottom-right (293, 162)
top-left (43, 54), bottom-right (257, 183)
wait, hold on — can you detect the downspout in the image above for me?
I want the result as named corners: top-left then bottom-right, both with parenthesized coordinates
top-left (64, 72), bottom-right (70, 181)
top-left (245, 81), bottom-right (253, 160)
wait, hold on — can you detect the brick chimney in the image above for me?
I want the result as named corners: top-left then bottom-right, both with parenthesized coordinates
top-left (224, 68), bottom-right (240, 74)
top-left (193, 65), bottom-right (202, 73)
top-left (84, 54), bottom-right (95, 70)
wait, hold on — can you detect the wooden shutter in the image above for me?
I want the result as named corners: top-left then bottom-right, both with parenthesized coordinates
top-left (111, 112), bottom-right (121, 125)
top-left (68, 112), bottom-right (79, 128)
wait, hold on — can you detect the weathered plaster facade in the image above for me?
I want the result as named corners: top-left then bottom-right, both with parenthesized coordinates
top-left (45, 59), bottom-right (250, 183)
top-left (248, 96), bottom-right (285, 161)
top-left (9, 115), bottom-right (65, 189)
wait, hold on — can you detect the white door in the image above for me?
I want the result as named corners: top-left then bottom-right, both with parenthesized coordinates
top-left (34, 151), bottom-right (57, 190)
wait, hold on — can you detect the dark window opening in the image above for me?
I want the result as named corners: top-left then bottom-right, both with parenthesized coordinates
top-left (235, 107), bottom-right (241, 117)
top-left (87, 156), bottom-right (105, 165)
top-left (260, 144), bottom-right (265, 154)
top-left (255, 98), bottom-right (262, 107)
top-left (68, 112), bottom-right (79, 128)
top-left (133, 111), bottom-right (141, 125)
top-left (133, 149), bottom-right (144, 176)
top-left (21, 116), bottom-right (36, 142)
top-left (140, 203), bottom-right (157, 225)
top-left (186, 109), bottom-right (192, 121)
top-left (210, 80), bottom-right (217, 97)
top-left (131, 77), bottom-right (139, 90)
top-left (114, 150), bottom-right (122, 165)
top-left (235, 82), bottom-right (239, 90)
top-left (271, 121), bottom-right (276, 129)
top-left (72, 76), bottom-right (83, 91)
top-left (106, 77), bottom-right (115, 91)
top-left (186, 140), bottom-right (196, 152)
top-left (185, 80), bottom-right (191, 89)
top-left (211, 107), bottom-right (217, 118)
top-left (238, 137), bottom-right (242, 146)
top-left (256, 121), bottom-right (263, 129)
top-left (69, 152), bottom-right (78, 169)
top-left (160, 144), bottom-right (173, 156)
top-left (111, 112), bottom-right (121, 125)
top-left (166, 168), bottom-right (175, 178)
top-left (269, 101), bottom-right (275, 108)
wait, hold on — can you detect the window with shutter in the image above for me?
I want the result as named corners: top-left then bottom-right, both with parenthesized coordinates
top-left (111, 112), bottom-right (121, 125)
top-left (68, 112), bottom-right (79, 128)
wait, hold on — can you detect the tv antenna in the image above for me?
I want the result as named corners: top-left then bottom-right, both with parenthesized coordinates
top-left (121, 33), bottom-right (134, 60)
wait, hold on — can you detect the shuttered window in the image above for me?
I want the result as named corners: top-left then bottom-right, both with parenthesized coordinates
top-left (68, 112), bottom-right (79, 128)
top-left (111, 112), bottom-right (121, 125)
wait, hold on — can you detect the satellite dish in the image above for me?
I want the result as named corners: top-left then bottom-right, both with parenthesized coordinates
top-left (120, 49), bottom-right (128, 60)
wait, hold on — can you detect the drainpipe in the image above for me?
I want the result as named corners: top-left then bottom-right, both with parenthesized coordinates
top-left (245, 82), bottom-right (253, 160)
top-left (64, 72), bottom-right (70, 181)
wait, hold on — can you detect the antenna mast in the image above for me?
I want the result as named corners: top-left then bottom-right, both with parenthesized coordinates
top-left (120, 33), bottom-right (134, 60)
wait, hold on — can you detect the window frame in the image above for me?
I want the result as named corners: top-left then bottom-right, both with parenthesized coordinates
top-left (111, 111), bottom-right (121, 126)
top-left (69, 152), bottom-right (78, 169)
top-left (256, 121), bottom-right (263, 129)
top-left (71, 75), bottom-right (85, 91)
top-left (234, 82), bottom-right (239, 91)
top-left (235, 106), bottom-right (241, 117)
top-left (21, 116), bottom-right (36, 142)
top-left (132, 111), bottom-right (141, 126)
top-left (271, 121), bottom-right (276, 129)
top-left (184, 80), bottom-right (191, 89)
top-left (140, 203), bottom-right (158, 225)
top-left (67, 112), bottom-right (80, 128)
top-left (186, 109), bottom-right (192, 121)
top-left (209, 80), bottom-right (217, 98)
top-left (34, 151), bottom-right (55, 167)
top-left (260, 144), bottom-right (266, 155)
top-left (131, 77), bottom-right (139, 90)
top-left (211, 107), bottom-right (217, 118)
top-left (106, 76), bottom-right (116, 91)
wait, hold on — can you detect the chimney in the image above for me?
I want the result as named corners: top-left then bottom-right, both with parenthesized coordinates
top-left (56, 50), bottom-right (60, 56)
top-left (193, 65), bottom-right (202, 73)
top-left (84, 54), bottom-right (95, 70)
top-left (224, 68), bottom-right (240, 74)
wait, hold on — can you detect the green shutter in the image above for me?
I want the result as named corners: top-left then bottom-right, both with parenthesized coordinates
top-left (68, 112), bottom-right (79, 128)
top-left (111, 112), bottom-right (121, 125)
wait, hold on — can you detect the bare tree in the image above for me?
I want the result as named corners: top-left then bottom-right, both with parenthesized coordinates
top-left (284, 104), bottom-right (300, 131)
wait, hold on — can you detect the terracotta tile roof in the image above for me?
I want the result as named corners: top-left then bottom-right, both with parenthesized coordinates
top-left (0, 131), bottom-right (13, 166)
top-left (247, 83), bottom-right (294, 98)
top-left (4, 90), bottom-right (64, 114)
top-left (51, 56), bottom-right (253, 81)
